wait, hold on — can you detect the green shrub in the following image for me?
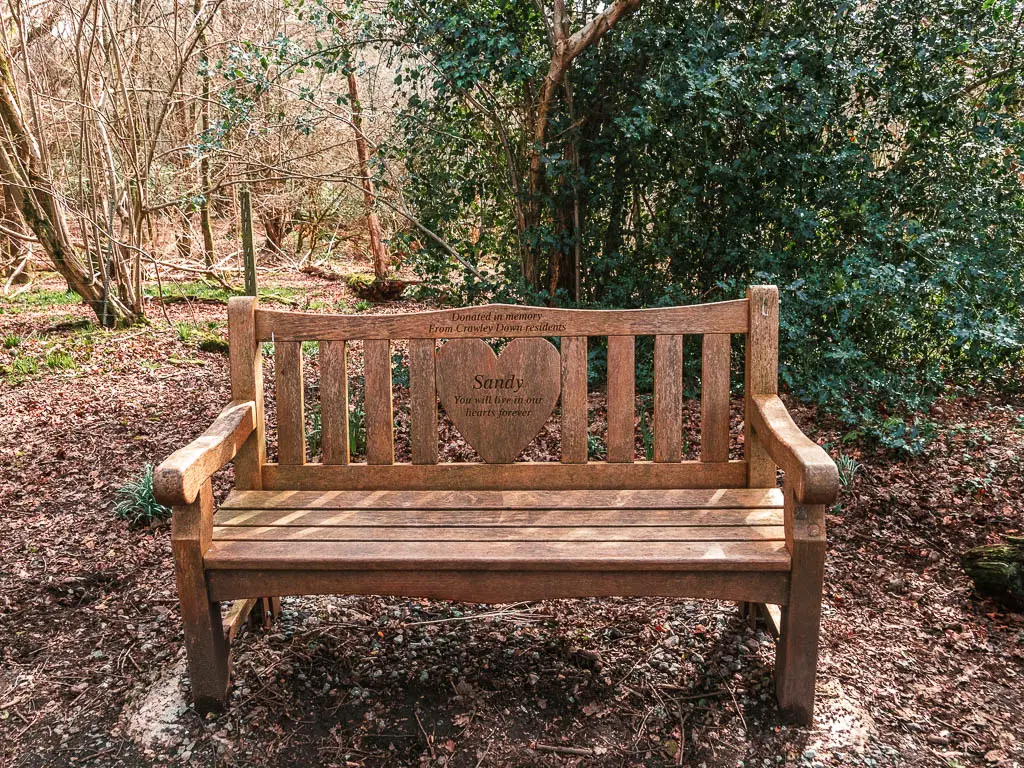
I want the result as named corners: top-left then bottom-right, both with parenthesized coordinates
top-left (387, 0), bottom-right (1024, 445)
top-left (112, 464), bottom-right (171, 527)
top-left (3, 333), bottom-right (21, 349)
top-left (354, 299), bottom-right (371, 312)
top-left (587, 433), bottom-right (606, 461)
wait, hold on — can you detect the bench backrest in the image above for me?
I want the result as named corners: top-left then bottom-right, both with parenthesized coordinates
top-left (227, 286), bottom-right (779, 492)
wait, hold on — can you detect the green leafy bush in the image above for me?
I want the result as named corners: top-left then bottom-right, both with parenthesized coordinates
top-left (385, 0), bottom-right (1024, 443)
top-left (112, 464), bottom-right (171, 527)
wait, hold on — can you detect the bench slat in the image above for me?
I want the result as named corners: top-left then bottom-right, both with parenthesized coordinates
top-left (212, 524), bottom-right (785, 542)
top-left (560, 336), bottom-right (588, 464)
top-left (215, 507), bottom-right (783, 527)
top-left (275, 341), bottom-right (305, 465)
top-left (254, 301), bottom-right (750, 341)
top-left (701, 333), bottom-right (731, 462)
top-left (204, 539), bottom-right (791, 571)
top-left (362, 338), bottom-right (394, 465)
top-left (408, 338), bottom-right (438, 465)
top-left (320, 340), bottom-right (349, 465)
top-left (654, 334), bottom-right (684, 462)
top-left (606, 335), bottom-right (635, 463)
top-left (221, 487), bottom-right (782, 510)
top-left (207, 569), bottom-right (790, 606)
top-left (259, 460), bottom-right (748, 491)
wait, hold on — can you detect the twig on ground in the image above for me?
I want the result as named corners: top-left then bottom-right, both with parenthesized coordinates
top-left (534, 743), bottom-right (594, 756)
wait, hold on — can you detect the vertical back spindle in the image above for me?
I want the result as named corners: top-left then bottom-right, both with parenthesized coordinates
top-left (700, 334), bottom-right (731, 462)
top-left (606, 335), bottom-right (635, 463)
top-left (275, 341), bottom-right (305, 465)
top-left (227, 296), bottom-right (265, 487)
top-left (746, 286), bottom-right (779, 486)
top-left (320, 340), bottom-right (349, 464)
top-left (363, 338), bottom-right (394, 465)
top-left (560, 336), bottom-right (588, 464)
top-left (653, 334), bottom-right (683, 462)
top-left (408, 338), bottom-right (438, 465)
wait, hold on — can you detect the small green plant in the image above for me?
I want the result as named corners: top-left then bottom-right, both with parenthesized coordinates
top-left (176, 323), bottom-right (196, 343)
top-left (45, 349), bottom-right (76, 371)
top-left (587, 433), bottom-right (606, 460)
top-left (112, 464), bottom-right (171, 527)
top-left (836, 454), bottom-right (861, 487)
top-left (302, 340), bottom-right (320, 356)
top-left (3, 333), bottom-right (21, 349)
top-left (6, 355), bottom-right (39, 377)
top-left (354, 299), bottom-right (372, 312)
top-left (349, 405), bottom-right (367, 457)
top-left (638, 400), bottom-right (655, 461)
top-left (307, 403), bottom-right (322, 458)
top-left (261, 341), bottom-right (275, 356)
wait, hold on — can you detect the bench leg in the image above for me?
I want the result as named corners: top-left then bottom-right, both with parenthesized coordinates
top-left (775, 537), bottom-right (825, 725)
top-left (172, 483), bottom-right (230, 714)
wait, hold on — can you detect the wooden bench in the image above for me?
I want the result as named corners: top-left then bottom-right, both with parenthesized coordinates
top-left (153, 285), bottom-right (838, 724)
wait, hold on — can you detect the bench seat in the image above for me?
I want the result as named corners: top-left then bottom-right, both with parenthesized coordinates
top-left (201, 488), bottom-right (792, 607)
top-left (209, 488), bottom-right (787, 572)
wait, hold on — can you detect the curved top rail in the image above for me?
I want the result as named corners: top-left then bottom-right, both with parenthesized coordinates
top-left (254, 300), bottom-right (749, 341)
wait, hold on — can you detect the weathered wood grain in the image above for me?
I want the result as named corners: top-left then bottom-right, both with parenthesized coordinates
top-left (775, 487), bottom-right (826, 725)
top-left (362, 338), bottom-right (394, 465)
top-left (213, 524), bottom-right (786, 542)
top-left (654, 334), bottom-right (684, 462)
top-left (259, 460), bottom-right (749, 491)
top-left (320, 340), bottom-right (349, 465)
top-left (701, 333), bottom-right (731, 463)
top-left (204, 538), bottom-right (791, 571)
top-left (171, 481), bottom-right (229, 713)
top-left (255, 301), bottom-right (750, 341)
top-left (560, 336), bottom-right (588, 464)
top-left (750, 395), bottom-right (839, 505)
top-left (207, 569), bottom-right (790, 606)
top-left (215, 507), bottom-right (784, 528)
top-left (408, 338), bottom-right (438, 465)
top-left (274, 341), bottom-right (305, 465)
top-left (435, 338), bottom-right (561, 463)
top-left (606, 335), bottom-right (636, 463)
top-left (155, 400), bottom-right (255, 506)
top-left (220, 487), bottom-right (783, 511)
top-left (745, 286), bottom-right (778, 487)
top-left (227, 296), bottom-right (264, 489)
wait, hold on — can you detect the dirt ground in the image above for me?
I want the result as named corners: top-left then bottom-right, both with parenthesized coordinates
top-left (1, 274), bottom-right (1022, 768)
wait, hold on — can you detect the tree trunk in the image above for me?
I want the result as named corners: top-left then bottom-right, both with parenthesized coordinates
top-left (961, 537), bottom-right (1024, 606)
top-left (1, 183), bottom-right (31, 285)
top-left (195, 0), bottom-right (215, 268)
top-left (0, 46), bottom-right (139, 326)
top-left (347, 72), bottom-right (389, 283)
top-left (520, 0), bottom-right (642, 294)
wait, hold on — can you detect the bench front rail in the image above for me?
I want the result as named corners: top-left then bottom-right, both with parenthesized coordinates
top-left (155, 285), bottom-right (837, 724)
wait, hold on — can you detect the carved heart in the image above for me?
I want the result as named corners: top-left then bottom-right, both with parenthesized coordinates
top-left (435, 338), bottom-right (561, 463)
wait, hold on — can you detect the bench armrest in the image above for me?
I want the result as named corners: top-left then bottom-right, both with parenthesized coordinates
top-left (155, 400), bottom-right (256, 506)
top-left (749, 395), bottom-right (839, 505)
